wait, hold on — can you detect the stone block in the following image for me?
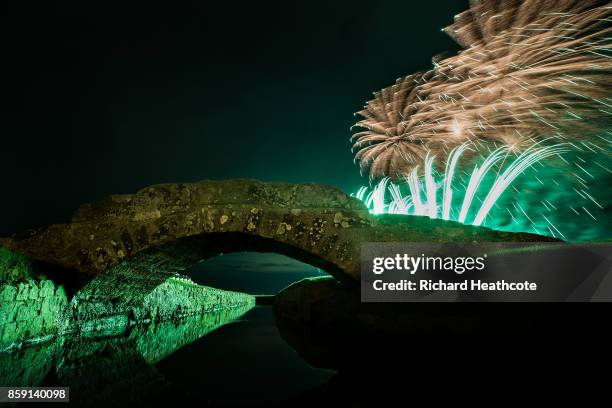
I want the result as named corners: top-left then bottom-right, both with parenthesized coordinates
top-left (15, 282), bottom-right (29, 301)
top-left (31, 315), bottom-right (44, 335)
top-left (6, 302), bottom-right (19, 321)
top-left (43, 314), bottom-right (56, 331)
top-left (40, 297), bottom-right (51, 316)
top-left (55, 286), bottom-right (67, 306)
top-left (0, 285), bottom-right (17, 303)
top-left (1, 322), bottom-right (18, 345)
top-left (16, 304), bottom-right (34, 322)
top-left (28, 284), bottom-right (39, 300)
top-left (41, 280), bottom-right (55, 297)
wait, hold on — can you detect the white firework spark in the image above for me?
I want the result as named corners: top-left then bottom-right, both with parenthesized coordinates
top-left (351, 0), bottom-right (611, 180)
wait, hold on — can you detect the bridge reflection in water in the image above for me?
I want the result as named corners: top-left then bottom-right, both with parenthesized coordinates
top-left (0, 304), bottom-right (337, 406)
top-left (1, 304), bottom-right (254, 405)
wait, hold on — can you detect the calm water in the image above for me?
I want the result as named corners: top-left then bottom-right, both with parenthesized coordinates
top-left (156, 252), bottom-right (336, 404)
top-left (2, 253), bottom-right (335, 406)
top-left (1, 306), bottom-right (335, 407)
top-left (186, 252), bottom-right (328, 294)
top-left (155, 306), bottom-right (334, 405)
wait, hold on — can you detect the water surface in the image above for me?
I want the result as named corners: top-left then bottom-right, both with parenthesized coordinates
top-left (155, 306), bottom-right (334, 405)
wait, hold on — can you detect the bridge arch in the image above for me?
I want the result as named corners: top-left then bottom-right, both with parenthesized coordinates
top-left (1, 179), bottom-right (554, 333)
top-left (2, 180), bottom-right (378, 282)
top-left (0, 180), bottom-right (552, 342)
top-left (2, 180), bottom-right (550, 288)
top-left (62, 230), bottom-right (347, 334)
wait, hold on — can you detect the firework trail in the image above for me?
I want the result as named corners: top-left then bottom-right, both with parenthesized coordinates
top-left (351, 0), bottom-right (611, 180)
top-left (353, 142), bottom-right (569, 230)
top-left (349, 0), bottom-right (612, 241)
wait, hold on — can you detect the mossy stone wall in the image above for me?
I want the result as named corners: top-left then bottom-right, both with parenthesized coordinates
top-left (0, 279), bottom-right (67, 349)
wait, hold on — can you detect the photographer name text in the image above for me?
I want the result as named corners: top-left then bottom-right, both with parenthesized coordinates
top-left (371, 254), bottom-right (537, 292)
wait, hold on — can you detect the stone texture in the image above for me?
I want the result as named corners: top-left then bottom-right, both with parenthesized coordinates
top-left (0, 279), bottom-right (67, 349)
top-left (61, 255), bottom-right (255, 336)
top-left (0, 179), bottom-right (557, 282)
top-left (0, 302), bottom-right (253, 396)
top-left (0, 250), bottom-right (254, 349)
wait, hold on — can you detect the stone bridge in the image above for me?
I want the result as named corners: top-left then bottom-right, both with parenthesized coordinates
top-left (1, 179), bottom-right (554, 284)
top-left (0, 180), bottom-right (551, 280)
top-left (0, 179), bottom-right (559, 339)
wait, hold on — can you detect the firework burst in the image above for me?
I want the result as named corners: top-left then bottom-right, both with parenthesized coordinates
top-left (351, 0), bottom-right (612, 180)
top-left (353, 142), bottom-right (570, 236)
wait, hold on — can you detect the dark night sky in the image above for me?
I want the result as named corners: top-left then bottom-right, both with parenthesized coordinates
top-left (1, 1), bottom-right (467, 235)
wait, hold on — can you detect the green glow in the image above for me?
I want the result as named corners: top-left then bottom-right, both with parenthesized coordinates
top-left (442, 143), bottom-right (469, 220)
top-left (458, 147), bottom-right (507, 223)
top-left (472, 144), bottom-right (568, 226)
top-left (388, 182), bottom-right (410, 214)
top-left (424, 154), bottom-right (437, 219)
top-left (369, 177), bottom-right (389, 214)
top-left (352, 142), bottom-right (569, 233)
top-left (406, 167), bottom-right (425, 215)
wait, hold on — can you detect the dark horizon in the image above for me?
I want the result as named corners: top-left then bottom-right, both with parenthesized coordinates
top-left (0, 0), bottom-right (467, 235)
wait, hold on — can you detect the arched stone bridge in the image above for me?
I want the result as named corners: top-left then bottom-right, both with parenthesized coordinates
top-left (2, 179), bottom-right (554, 283)
top-left (2, 180), bottom-right (550, 279)
top-left (0, 179), bottom-right (559, 332)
